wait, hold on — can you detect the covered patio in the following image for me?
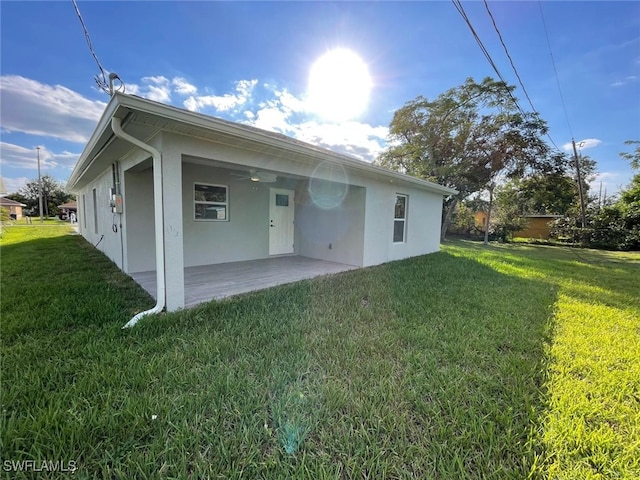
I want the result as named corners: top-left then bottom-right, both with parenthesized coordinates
top-left (131, 256), bottom-right (358, 308)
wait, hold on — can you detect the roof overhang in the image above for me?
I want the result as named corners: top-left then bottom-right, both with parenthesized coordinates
top-left (0, 198), bottom-right (26, 207)
top-left (68, 93), bottom-right (458, 196)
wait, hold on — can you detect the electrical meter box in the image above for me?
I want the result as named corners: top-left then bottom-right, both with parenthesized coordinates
top-left (110, 194), bottom-right (123, 214)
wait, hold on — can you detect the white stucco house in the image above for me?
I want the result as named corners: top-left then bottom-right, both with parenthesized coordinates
top-left (68, 93), bottom-right (456, 326)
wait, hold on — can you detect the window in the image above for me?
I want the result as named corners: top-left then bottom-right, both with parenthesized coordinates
top-left (92, 189), bottom-right (98, 234)
top-left (194, 183), bottom-right (228, 221)
top-left (82, 194), bottom-right (87, 229)
top-left (393, 194), bottom-right (408, 243)
top-left (275, 193), bottom-right (289, 207)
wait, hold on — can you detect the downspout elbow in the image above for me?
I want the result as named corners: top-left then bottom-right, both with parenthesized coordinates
top-left (111, 117), bottom-right (166, 328)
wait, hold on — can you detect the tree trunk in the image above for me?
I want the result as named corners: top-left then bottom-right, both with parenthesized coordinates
top-left (483, 186), bottom-right (494, 245)
top-left (440, 198), bottom-right (458, 242)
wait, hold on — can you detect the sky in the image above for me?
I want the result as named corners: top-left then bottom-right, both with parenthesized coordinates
top-left (1, 1), bottom-right (639, 198)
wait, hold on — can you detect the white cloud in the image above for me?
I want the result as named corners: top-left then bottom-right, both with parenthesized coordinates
top-left (172, 77), bottom-right (197, 95)
top-left (1, 177), bottom-right (29, 195)
top-left (236, 79), bottom-right (258, 98)
top-left (253, 106), bottom-right (294, 134)
top-left (183, 79), bottom-right (258, 112)
top-left (562, 138), bottom-right (602, 152)
top-left (610, 75), bottom-right (638, 88)
top-left (127, 76), bottom-right (172, 103)
top-left (247, 87), bottom-right (387, 161)
top-left (1, 73), bottom-right (389, 193)
top-left (0, 142), bottom-right (79, 171)
top-left (295, 121), bottom-right (388, 161)
top-left (200, 83), bottom-right (388, 162)
top-left (0, 75), bottom-right (105, 143)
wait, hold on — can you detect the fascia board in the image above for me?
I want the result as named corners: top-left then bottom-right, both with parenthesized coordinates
top-left (66, 95), bottom-right (123, 191)
top-left (72, 93), bottom-right (458, 196)
top-left (115, 94), bottom-right (458, 196)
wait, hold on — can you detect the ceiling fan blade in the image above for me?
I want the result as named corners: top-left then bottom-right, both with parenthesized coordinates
top-left (230, 169), bottom-right (278, 183)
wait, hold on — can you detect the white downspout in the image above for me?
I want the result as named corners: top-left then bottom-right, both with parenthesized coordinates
top-left (111, 117), bottom-right (166, 328)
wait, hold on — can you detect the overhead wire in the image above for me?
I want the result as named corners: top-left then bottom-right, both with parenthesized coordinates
top-left (71, 0), bottom-right (121, 95)
top-left (452, 0), bottom-right (564, 153)
top-left (483, 0), bottom-right (564, 153)
top-left (451, 0), bottom-right (524, 115)
top-left (482, 0), bottom-right (537, 114)
top-left (538, 0), bottom-right (574, 140)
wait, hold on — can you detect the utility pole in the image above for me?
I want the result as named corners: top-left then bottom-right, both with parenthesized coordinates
top-left (571, 139), bottom-right (587, 229)
top-left (37, 147), bottom-right (44, 224)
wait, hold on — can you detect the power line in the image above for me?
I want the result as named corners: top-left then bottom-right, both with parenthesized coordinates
top-left (483, 0), bottom-right (537, 114)
top-left (451, 0), bottom-right (563, 153)
top-left (482, 0), bottom-right (564, 152)
top-left (538, 1), bottom-right (574, 140)
top-left (71, 0), bottom-right (112, 94)
top-left (451, 0), bottom-right (524, 115)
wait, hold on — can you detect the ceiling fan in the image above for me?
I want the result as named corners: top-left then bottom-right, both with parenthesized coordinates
top-left (231, 169), bottom-right (278, 183)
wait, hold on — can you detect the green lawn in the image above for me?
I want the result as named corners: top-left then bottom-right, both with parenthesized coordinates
top-left (1, 226), bottom-right (638, 479)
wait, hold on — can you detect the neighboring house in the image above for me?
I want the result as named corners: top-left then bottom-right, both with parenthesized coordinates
top-left (58, 201), bottom-right (78, 220)
top-left (0, 197), bottom-right (26, 220)
top-left (67, 93), bottom-right (456, 321)
top-left (474, 211), bottom-right (488, 231)
top-left (514, 214), bottom-right (562, 239)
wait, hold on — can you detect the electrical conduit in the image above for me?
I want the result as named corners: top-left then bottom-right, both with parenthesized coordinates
top-left (111, 117), bottom-right (166, 328)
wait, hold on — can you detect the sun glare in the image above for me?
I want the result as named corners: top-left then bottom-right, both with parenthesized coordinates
top-left (307, 48), bottom-right (372, 122)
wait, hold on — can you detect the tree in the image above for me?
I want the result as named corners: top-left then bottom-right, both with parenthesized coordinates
top-left (498, 155), bottom-right (592, 217)
top-left (6, 175), bottom-right (73, 217)
top-left (490, 183), bottom-right (528, 242)
top-left (551, 142), bottom-right (640, 250)
top-left (378, 77), bottom-right (560, 241)
top-left (451, 201), bottom-right (477, 237)
top-left (510, 174), bottom-right (576, 215)
top-left (596, 150), bottom-right (640, 249)
top-left (467, 109), bottom-right (557, 244)
top-left (620, 140), bottom-right (640, 170)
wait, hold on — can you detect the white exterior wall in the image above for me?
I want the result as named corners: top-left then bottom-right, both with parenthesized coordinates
top-left (123, 167), bottom-right (155, 273)
top-left (120, 132), bottom-right (444, 273)
top-left (362, 182), bottom-right (443, 267)
top-left (76, 128), bottom-right (446, 313)
top-left (182, 163), bottom-right (271, 267)
top-left (76, 166), bottom-right (125, 269)
top-left (295, 183), bottom-right (365, 266)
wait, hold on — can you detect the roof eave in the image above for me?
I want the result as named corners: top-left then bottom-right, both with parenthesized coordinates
top-left (69, 93), bottom-right (458, 196)
top-left (67, 95), bottom-right (124, 191)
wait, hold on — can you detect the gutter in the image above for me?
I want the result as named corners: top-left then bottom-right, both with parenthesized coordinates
top-left (111, 117), bottom-right (166, 328)
top-left (110, 93), bottom-right (458, 197)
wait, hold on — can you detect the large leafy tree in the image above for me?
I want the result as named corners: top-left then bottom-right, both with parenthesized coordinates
top-left (5, 175), bottom-right (73, 217)
top-left (498, 156), bottom-right (594, 217)
top-left (378, 77), bottom-right (560, 240)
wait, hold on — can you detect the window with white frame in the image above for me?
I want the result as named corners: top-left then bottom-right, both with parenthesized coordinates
top-left (194, 183), bottom-right (228, 221)
top-left (393, 194), bottom-right (408, 243)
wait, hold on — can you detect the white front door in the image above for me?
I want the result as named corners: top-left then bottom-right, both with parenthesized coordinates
top-left (269, 188), bottom-right (295, 255)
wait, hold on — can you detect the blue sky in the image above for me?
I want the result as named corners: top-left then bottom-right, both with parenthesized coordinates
top-left (1, 1), bottom-right (639, 198)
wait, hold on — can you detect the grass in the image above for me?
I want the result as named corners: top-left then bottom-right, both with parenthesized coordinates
top-left (1, 226), bottom-right (638, 479)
